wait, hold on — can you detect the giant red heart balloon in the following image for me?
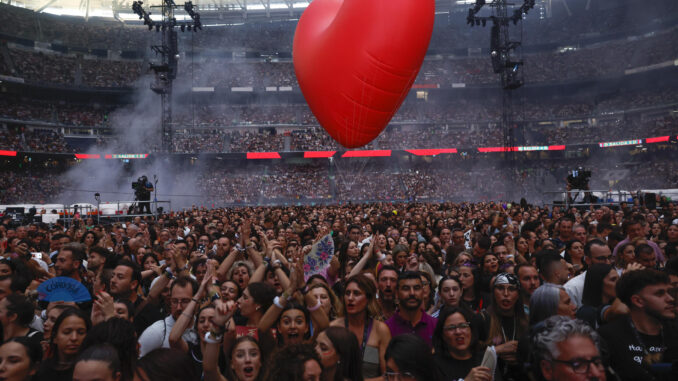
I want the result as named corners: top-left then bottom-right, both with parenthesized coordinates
top-left (293, 0), bottom-right (435, 148)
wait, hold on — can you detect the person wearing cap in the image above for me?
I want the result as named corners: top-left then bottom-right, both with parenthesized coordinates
top-left (479, 272), bottom-right (529, 380)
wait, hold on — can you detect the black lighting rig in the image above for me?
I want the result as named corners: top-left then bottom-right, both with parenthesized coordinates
top-left (131, 1), bottom-right (202, 153)
top-left (467, 0), bottom-right (535, 90)
top-left (466, 0), bottom-right (535, 199)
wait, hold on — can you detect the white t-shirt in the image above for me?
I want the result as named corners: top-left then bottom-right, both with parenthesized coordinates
top-left (137, 315), bottom-right (197, 358)
top-left (564, 271), bottom-right (586, 308)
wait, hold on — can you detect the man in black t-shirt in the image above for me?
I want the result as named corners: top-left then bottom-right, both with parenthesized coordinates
top-left (109, 261), bottom-right (162, 336)
top-left (599, 269), bottom-right (678, 381)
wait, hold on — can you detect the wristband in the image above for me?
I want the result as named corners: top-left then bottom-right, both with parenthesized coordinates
top-left (273, 296), bottom-right (285, 309)
top-left (191, 298), bottom-right (199, 303)
top-left (204, 331), bottom-right (223, 344)
top-left (307, 299), bottom-right (322, 312)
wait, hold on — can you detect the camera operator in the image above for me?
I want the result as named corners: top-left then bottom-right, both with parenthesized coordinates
top-left (133, 175), bottom-right (154, 215)
top-left (566, 168), bottom-right (593, 205)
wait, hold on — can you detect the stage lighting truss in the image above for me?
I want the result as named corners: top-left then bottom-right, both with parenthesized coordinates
top-left (131, 0), bottom-right (202, 33)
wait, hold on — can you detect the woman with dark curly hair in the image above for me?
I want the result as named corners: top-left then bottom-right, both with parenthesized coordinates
top-left (80, 231), bottom-right (98, 255)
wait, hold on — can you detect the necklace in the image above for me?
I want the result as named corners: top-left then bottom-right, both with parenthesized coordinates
top-left (500, 316), bottom-right (516, 342)
top-left (629, 317), bottom-right (665, 357)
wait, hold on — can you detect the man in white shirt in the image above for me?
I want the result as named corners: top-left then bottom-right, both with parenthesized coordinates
top-left (137, 276), bottom-right (198, 357)
top-left (564, 239), bottom-right (614, 308)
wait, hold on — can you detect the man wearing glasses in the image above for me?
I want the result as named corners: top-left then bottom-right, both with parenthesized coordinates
top-left (138, 276), bottom-right (199, 357)
top-left (564, 239), bottom-right (614, 308)
top-left (533, 315), bottom-right (606, 381)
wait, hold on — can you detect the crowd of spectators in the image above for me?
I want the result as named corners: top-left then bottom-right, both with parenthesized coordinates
top-left (4, 25), bottom-right (676, 88)
top-left (2, 5), bottom-right (677, 89)
top-left (1, 95), bottom-right (676, 154)
top-left (1, 179), bottom-right (678, 381)
top-left (0, 98), bottom-right (109, 127)
top-left (0, 170), bottom-right (65, 204)
top-left (3, 47), bottom-right (144, 87)
top-left (0, 126), bottom-right (74, 153)
top-left (193, 164), bottom-right (332, 204)
top-left (2, 153), bottom-right (677, 205)
top-left (1, 0), bottom-right (676, 53)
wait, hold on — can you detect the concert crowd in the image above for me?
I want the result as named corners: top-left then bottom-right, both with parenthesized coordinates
top-left (1, 92), bottom-right (676, 154)
top-left (2, 28), bottom-right (677, 88)
top-left (0, 200), bottom-right (676, 381)
top-left (0, 1), bottom-right (677, 379)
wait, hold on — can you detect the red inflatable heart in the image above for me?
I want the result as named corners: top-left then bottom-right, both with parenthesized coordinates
top-left (293, 0), bottom-right (435, 148)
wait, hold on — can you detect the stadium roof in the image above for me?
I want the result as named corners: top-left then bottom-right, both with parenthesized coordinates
top-left (6, 0), bottom-right (472, 19)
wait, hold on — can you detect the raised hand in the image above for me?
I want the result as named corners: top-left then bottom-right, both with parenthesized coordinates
top-left (212, 299), bottom-right (237, 328)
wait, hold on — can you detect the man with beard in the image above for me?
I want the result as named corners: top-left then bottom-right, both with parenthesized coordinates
top-left (138, 275), bottom-right (199, 357)
top-left (598, 269), bottom-right (678, 381)
top-left (214, 236), bottom-right (232, 262)
top-left (110, 260), bottom-right (162, 336)
top-left (537, 251), bottom-right (570, 285)
top-left (54, 243), bottom-right (85, 284)
top-left (516, 263), bottom-right (540, 314)
top-left (86, 246), bottom-right (111, 275)
top-left (377, 265), bottom-right (398, 319)
top-left (385, 271), bottom-right (437, 348)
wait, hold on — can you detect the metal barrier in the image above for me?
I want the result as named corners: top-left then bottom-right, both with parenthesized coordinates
top-left (543, 189), bottom-right (636, 209)
top-left (61, 200), bottom-right (172, 226)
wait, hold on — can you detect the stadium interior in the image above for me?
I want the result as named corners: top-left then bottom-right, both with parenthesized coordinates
top-left (0, 0), bottom-right (677, 209)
